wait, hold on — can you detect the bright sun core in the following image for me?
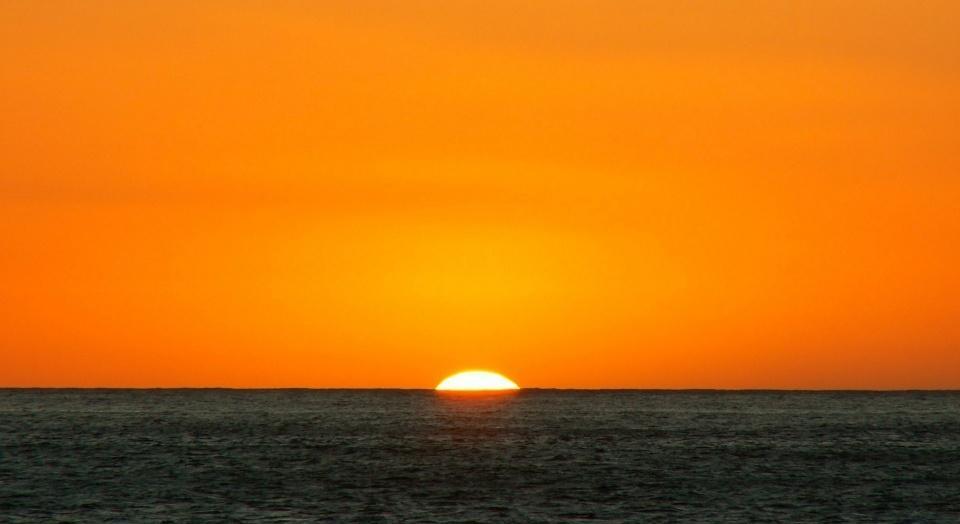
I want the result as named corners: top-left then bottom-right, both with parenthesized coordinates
top-left (435, 371), bottom-right (520, 391)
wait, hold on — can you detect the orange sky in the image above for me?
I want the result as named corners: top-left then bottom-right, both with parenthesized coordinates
top-left (2, 1), bottom-right (959, 388)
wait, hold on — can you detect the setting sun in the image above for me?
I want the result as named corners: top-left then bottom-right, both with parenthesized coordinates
top-left (3, 0), bottom-right (959, 520)
top-left (435, 371), bottom-right (520, 391)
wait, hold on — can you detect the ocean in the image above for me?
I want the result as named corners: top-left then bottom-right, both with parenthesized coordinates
top-left (1, 390), bottom-right (958, 522)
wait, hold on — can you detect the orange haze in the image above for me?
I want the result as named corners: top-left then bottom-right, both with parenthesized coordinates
top-left (2, 1), bottom-right (959, 388)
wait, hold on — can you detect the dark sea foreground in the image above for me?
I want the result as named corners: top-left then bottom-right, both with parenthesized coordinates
top-left (1, 390), bottom-right (958, 523)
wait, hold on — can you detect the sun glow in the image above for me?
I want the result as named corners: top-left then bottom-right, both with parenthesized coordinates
top-left (435, 371), bottom-right (520, 391)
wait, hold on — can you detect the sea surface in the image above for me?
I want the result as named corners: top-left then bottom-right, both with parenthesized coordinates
top-left (1, 390), bottom-right (958, 522)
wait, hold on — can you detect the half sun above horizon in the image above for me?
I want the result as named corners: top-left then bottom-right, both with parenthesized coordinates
top-left (435, 371), bottom-right (520, 391)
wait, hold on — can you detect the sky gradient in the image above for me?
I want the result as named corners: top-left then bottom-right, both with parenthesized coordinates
top-left (2, 1), bottom-right (959, 388)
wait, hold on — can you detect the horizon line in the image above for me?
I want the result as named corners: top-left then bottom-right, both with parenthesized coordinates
top-left (2, 387), bottom-right (959, 393)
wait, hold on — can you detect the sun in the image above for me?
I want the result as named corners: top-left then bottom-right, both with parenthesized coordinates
top-left (435, 370), bottom-right (520, 391)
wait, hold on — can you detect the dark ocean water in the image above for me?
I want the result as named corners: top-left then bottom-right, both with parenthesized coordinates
top-left (1, 390), bottom-right (958, 523)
